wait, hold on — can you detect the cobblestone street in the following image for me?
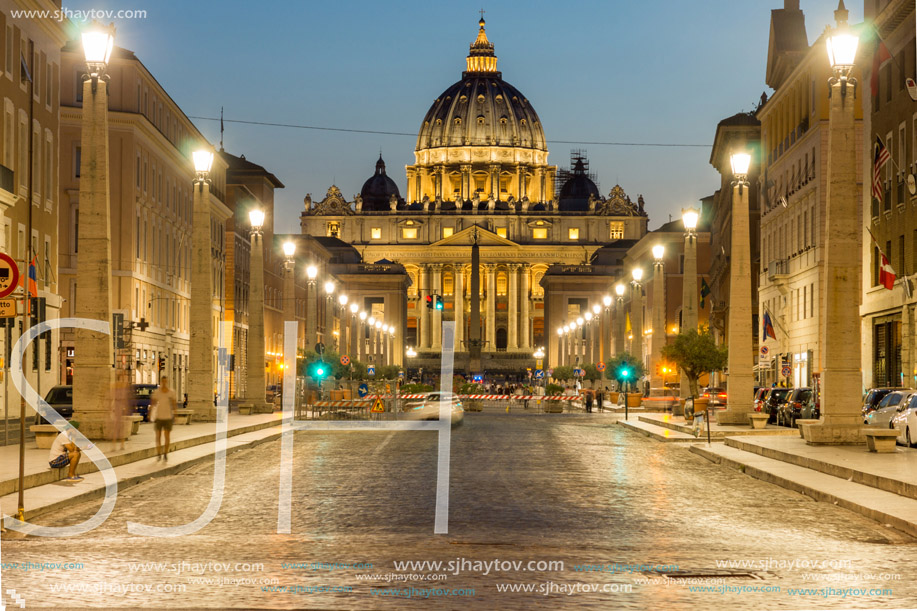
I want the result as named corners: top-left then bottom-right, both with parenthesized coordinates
top-left (3, 410), bottom-right (915, 609)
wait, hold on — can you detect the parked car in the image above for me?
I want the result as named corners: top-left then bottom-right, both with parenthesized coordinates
top-left (702, 387), bottom-right (727, 408)
top-left (891, 393), bottom-right (917, 447)
top-left (402, 391), bottom-right (464, 425)
top-left (35, 385), bottom-right (73, 424)
top-left (762, 388), bottom-right (792, 424)
top-left (776, 388), bottom-right (812, 427)
top-left (861, 388), bottom-right (898, 423)
top-left (799, 392), bottom-right (820, 421)
top-left (866, 389), bottom-right (915, 429)
top-left (753, 388), bottom-right (769, 412)
top-left (130, 384), bottom-right (158, 422)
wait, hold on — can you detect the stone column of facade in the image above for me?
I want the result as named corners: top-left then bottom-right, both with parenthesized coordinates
top-left (454, 264), bottom-right (464, 350)
top-left (631, 285), bottom-right (643, 365)
top-left (681, 229), bottom-right (698, 399)
top-left (324, 293), bottom-right (335, 350)
top-left (718, 181), bottom-right (755, 425)
top-left (306, 281), bottom-right (317, 352)
top-left (488, 164), bottom-right (500, 198)
top-left (431, 264), bottom-right (442, 351)
top-left (507, 264), bottom-right (519, 350)
top-left (804, 57), bottom-right (863, 444)
top-left (614, 299), bottom-right (626, 356)
top-left (244, 230), bottom-right (272, 413)
top-left (460, 165), bottom-right (471, 201)
top-left (71, 74), bottom-right (116, 437)
top-left (602, 307), bottom-right (612, 363)
top-left (520, 265), bottom-right (531, 350)
top-left (350, 310), bottom-right (358, 363)
top-left (649, 260), bottom-right (666, 390)
top-left (418, 265), bottom-right (429, 350)
top-left (585, 323), bottom-right (594, 367)
top-left (559, 334), bottom-right (566, 367)
top-left (485, 264), bottom-right (496, 349)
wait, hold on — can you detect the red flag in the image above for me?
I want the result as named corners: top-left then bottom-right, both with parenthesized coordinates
top-left (17, 255), bottom-right (37, 297)
top-left (871, 40), bottom-right (892, 98)
top-left (880, 252), bottom-right (896, 290)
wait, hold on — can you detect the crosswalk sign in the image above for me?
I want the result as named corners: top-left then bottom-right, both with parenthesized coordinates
top-left (368, 365), bottom-right (375, 376)
top-left (371, 397), bottom-right (385, 413)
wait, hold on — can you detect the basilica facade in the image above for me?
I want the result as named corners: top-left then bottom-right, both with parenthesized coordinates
top-left (299, 18), bottom-right (650, 372)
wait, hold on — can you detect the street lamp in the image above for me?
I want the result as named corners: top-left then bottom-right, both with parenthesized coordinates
top-left (716, 151), bottom-right (757, 424)
top-left (70, 21), bottom-right (119, 442)
top-left (322, 280), bottom-right (335, 349)
top-left (305, 263), bottom-right (319, 350)
top-left (630, 268), bottom-right (644, 365)
top-left (241, 207), bottom-right (271, 413)
top-left (806, 2), bottom-right (861, 443)
top-left (306, 265), bottom-right (318, 282)
top-left (282, 240), bottom-right (296, 259)
top-left (281, 240), bottom-right (298, 355)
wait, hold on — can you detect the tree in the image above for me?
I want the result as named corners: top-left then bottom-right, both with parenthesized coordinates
top-left (552, 365), bottom-right (574, 382)
top-left (660, 326), bottom-right (728, 398)
top-left (583, 363), bottom-right (600, 382)
top-left (606, 352), bottom-right (644, 392)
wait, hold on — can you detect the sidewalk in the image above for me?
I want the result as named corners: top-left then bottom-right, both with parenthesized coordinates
top-left (0, 413), bottom-right (281, 498)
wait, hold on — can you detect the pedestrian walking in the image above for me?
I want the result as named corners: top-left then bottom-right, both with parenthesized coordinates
top-left (151, 376), bottom-right (178, 461)
top-left (585, 390), bottom-right (593, 413)
top-left (596, 388), bottom-right (605, 412)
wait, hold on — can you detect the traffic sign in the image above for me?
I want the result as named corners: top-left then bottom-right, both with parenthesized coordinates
top-left (0, 253), bottom-right (19, 299)
top-left (536, 359), bottom-right (543, 370)
top-left (760, 345), bottom-right (769, 356)
top-left (340, 354), bottom-right (350, 366)
top-left (574, 367), bottom-right (584, 377)
top-left (398, 370), bottom-right (405, 378)
top-left (596, 362), bottom-right (606, 372)
top-left (357, 383), bottom-right (369, 397)
top-left (368, 365), bottom-right (375, 376)
top-left (781, 365), bottom-right (792, 377)
top-left (0, 298), bottom-right (15, 318)
top-left (371, 397), bottom-right (385, 413)
top-left (534, 369), bottom-right (544, 379)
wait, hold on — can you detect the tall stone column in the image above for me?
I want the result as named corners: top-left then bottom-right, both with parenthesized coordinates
top-left (520, 265), bottom-right (531, 350)
top-left (804, 40), bottom-right (863, 443)
top-left (324, 292), bottom-right (335, 350)
top-left (72, 74), bottom-right (115, 437)
top-left (718, 181), bottom-right (755, 424)
top-left (508, 264), bottom-right (519, 350)
top-left (650, 260), bottom-right (666, 390)
top-left (431, 264), bottom-right (442, 351)
top-left (631, 285), bottom-right (643, 364)
top-left (485, 264), bottom-right (496, 349)
top-left (559, 334), bottom-right (566, 367)
top-left (244, 230), bottom-right (271, 413)
top-left (460, 165), bottom-right (471, 201)
top-left (602, 307), bottom-right (612, 363)
top-left (585, 323), bottom-right (594, 366)
top-left (454, 264), bottom-right (464, 350)
top-left (681, 229), bottom-right (698, 399)
top-left (418, 265), bottom-right (429, 350)
top-left (306, 280), bottom-right (317, 352)
top-left (349, 309), bottom-right (358, 362)
top-left (614, 299), bottom-right (626, 356)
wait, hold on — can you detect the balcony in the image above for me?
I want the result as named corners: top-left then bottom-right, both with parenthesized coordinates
top-left (767, 259), bottom-right (789, 282)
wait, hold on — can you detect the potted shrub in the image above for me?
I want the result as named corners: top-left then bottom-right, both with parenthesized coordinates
top-left (660, 326), bottom-right (727, 416)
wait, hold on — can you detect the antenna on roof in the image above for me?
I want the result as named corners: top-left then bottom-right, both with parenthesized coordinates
top-left (219, 106), bottom-right (224, 152)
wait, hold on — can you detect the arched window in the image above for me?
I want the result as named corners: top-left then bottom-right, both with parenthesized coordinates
top-left (443, 272), bottom-right (454, 296)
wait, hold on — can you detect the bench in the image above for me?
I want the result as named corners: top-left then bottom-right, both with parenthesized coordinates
top-left (126, 414), bottom-right (144, 435)
top-left (173, 409), bottom-right (193, 425)
top-left (30, 424), bottom-right (60, 449)
top-left (748, 413), bottom-right (770, 430)
top-left (865, 429), bottom-right (899, 453)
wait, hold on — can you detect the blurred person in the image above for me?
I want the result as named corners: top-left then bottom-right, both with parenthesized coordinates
top-left (48, 422), bottom-right (82, 481)
top-left (151, 376), bottom-right (177, 461)
top-left (585, 389), bottom-right (594, 413)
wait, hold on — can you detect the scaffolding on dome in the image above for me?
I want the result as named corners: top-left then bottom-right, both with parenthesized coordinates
top-left (555, 149), bottom-right (600, 199)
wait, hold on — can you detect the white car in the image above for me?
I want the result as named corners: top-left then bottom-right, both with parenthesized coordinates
top-left (891, 393), bottom-right (917, 447)
top-left (402, 392), bottom-right (464, 425)
top-left (866, 389), bottom-right (914, 429)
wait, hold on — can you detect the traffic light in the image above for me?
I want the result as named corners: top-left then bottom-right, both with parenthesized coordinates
top-left (435, 295), bottom-right (444, 310)
top-left (158, 356), bottom-right (166, 371)
top-left (309, 360), bottom-right (328, 380)
top-left (617, 365), bottom-right (630, 380)
top-left (425, 295), bottom-right (434, 309)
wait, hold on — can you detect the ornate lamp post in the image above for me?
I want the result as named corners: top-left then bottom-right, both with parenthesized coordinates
top-left (614, 283), bottom-right (626, 356)
top-left (71, 22), bottom-right (117, 438)
top-left (348, 302), bottom-right (358, 360)
top-left (282, 241), bottom-right (297, 347)
top-left (555, 327), bottom-right (564, 368)
top-left (650, 244), bottom-right (666, 390)
top-left (630, 268), bottom-right (644, 367)
top-left (305, 264), bottom-right (318, 349)
top-left (804, 3), bottom-right (862, 443)
top-left (374, 320), bottom-right (383, 365)
top-left (186, 149), bottom-right (217, 421)
top-left (242, 208), bottom-right (272, 413)
top-left (389, 326), bottom-right (396, 367)
top-left (575, 317), bottom-right (584, 365)
top-left (358, 311), bottom-right (367, 361)
top-left (680, 207), bottom-right (700, 399)
top-left (323, 280), bottom-right (335, 350)
top-left (337, 293), bottom-right (348, 355)
top-left (718, 152), bottom-right (757, 424)
top-left (601, 295), bottom-right (612, 363)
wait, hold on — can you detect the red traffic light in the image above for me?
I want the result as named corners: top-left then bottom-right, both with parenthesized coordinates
top-left (425, 295), bottom-right (434, 309)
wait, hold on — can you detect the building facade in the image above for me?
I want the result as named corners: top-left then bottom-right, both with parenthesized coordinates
top-left (757, 0), bottom-right (863, 389)
top-left (0, 1), bottom-right (67, 430)
top-left (860, 0), bottom-right (916, 390)
top-left (299, 18), bottom-right (649, 374)
top-left (58, 41), bottom-right (231, 398)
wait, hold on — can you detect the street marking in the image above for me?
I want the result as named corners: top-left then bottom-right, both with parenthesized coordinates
top-left (371, 433), bottom-right (396, 456)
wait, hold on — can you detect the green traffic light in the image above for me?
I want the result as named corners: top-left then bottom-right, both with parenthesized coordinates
top-left (620, 368), bottom-right (629, 378)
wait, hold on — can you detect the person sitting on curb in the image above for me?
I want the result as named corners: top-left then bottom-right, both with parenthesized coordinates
top-left (48, 422), bottom-right (83, 481)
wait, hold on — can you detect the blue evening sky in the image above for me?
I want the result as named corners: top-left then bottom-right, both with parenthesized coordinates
top-left (66, 1), bottom-right (863, 232)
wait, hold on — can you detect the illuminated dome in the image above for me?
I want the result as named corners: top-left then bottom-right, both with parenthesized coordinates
top-left (416, 18), bottom-right (547, 153)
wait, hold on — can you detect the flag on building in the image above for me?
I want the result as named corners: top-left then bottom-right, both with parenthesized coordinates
top-left (880, 252), bottom-right (897, 290)
top-left (17, 255), bottom-right (37, 314)
top-left (699, 278), bottom-right (711, 309)
top-left (871, 39), bottom-right (892, 98)
top-left (873, 135), bottom-right (890, 202)
top-left (762, 311), bottom-right (776, 341)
